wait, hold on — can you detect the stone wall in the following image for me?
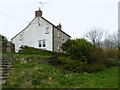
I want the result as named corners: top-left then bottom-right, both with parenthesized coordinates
top-left (2, 42), bottom-right (15, 53)
top-left (53, 27), bottom-right (71, 52)
top-left (0, 34), bottom-right (15, 53)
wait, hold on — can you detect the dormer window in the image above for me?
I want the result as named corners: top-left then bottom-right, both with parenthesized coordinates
top-left (45, 27), bottom-right (49, 34)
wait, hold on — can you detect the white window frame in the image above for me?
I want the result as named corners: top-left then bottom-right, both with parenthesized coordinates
top-left (19, 33), bottom-right (23, 41)
top-left (62, 34), bottom-right (64, 40)
top-left (57, 41), bottom-right (60, 50)
top-left (58, 31), bottom-right (60, 38)
top-left (45, 27), bottom-right (49, 34)
top-left (38, 39), bottom-right (46, 48)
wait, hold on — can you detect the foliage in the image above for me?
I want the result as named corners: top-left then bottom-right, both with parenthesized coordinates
top-left (0, 34), bottom-right (8, 42)
top-left (90, 47), bottom-right (118, 71)
top-left (61, 38), bottom-right (94, 63)
top-left (104, 49), bottom-right (118, 60)
top-left (103, 58), bottom-right (118, 68)
top-left (47, 57), bottom-right (64, 66)
top-left (102, 49), bottom-right (118, 67)
top-left (59, 57), bottom-right (87, 73)
top-left (84, 63), bottom-right (106, 73)
top-left (3, 52), bottom-right (118, 88)
top-left (61, 39), bottom-right (75, 53)
top-left (92, 47), bottom-right (105, 63)
top-left (19, 45), bottom-right (66, 57)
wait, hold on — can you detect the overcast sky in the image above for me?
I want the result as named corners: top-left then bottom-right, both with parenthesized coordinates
top-left (0, 0), bottom-right (119, 40)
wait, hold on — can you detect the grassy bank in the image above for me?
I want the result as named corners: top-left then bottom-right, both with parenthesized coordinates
top-left (3, 53), bottom-right (118, 88)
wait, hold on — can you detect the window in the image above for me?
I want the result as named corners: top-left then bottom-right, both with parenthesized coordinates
top-left (43, 40), bottom-right (46, 47)
top-left (45, 27), bottom-right (49, 34)
top-left (38, 40), bottom-right (46, 48)
top-left (57, 41), bottom-right (60, 50)
top-left (19, 34), bottom-right (23, 41)
top-left (62, 34), bottom-right (64, 40)
top-left (58, 32), bottom-right (60, 38)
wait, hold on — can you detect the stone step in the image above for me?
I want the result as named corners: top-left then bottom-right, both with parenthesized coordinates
top-left (0, 70), bottom-right (12, 73)
top-left (0, 74), bottom-right (8, 77)
top-left (0, 60), bottom-right (12, 62)
top-left (0, 63), bottom-right (12, 65)
top-left (0, 75), bottom-right (8, 79)
top-left (0, 68), bottom-right (12, 71)
top-left (0, 72), bottom-right (8, 75)
top-left (0, 65), bottom-right (13, 68)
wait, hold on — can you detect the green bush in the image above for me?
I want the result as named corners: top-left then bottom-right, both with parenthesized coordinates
top-left (47, 57), bottom-right (64, 66)
top-left (93, 47), bottom-right (105, 63)
top-left (85, 63), bottom-right (106, 73)
top-left (104, 49), bottom-right (118, 60)
top-left (103, 58), bottom-right (117, 68)
top-left (61, 38), bottom-right (94, 63)
top-left (59, 57), bottom-right (87, 73)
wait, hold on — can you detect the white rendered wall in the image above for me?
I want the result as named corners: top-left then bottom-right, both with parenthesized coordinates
top-left (12, 17), bottom-right (53, 52)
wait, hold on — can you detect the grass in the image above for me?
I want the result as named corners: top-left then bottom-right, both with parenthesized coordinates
top-left (3, 53), bottom-right (118, 88)
top-left (2, 46), bottom-right (118, 88)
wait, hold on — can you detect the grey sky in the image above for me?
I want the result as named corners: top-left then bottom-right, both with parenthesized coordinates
top-left (0, 0), bottom-right (118, 40)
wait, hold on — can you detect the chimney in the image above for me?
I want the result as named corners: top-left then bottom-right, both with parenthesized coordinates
top-left (56, 23), bottom-right (62, 29)
top-left (35, 8), bottom-right (42, 17)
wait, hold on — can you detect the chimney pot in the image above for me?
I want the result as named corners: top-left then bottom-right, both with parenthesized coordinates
top-left (35, 9), bottom-right (42, 17)
top-left (56, 23), bottom-right (62, 29)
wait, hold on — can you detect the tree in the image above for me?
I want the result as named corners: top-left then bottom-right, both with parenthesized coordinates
top-left (103, 32), bottom-right (118, 49)
top-left (61, 38), bottom-right (94, 63)
top-left (118, 30), bottom-right (120, 49)
top-left (85, 28), bottom-right (103, 47)
top-left (61, 39), bottom-right (74, 54)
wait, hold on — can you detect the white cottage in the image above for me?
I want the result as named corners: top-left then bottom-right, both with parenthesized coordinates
top-left (11, 9), bottom-right (71, 53)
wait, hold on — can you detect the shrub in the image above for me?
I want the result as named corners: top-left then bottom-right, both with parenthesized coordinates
top-left (85, 62), bottom-right (106, 73)
top-left (61, 38), bottom-right (94, 63)
top-left (104, 49), bottom-right (118, 60)
top-left (92, 47), bottom-right (105, 63)
top-left (59, 57), bottom-right (87, 73)
top-left (47, 57), bottom-right (64, 66)
top-left (103, 58), bottom-right (118, 68)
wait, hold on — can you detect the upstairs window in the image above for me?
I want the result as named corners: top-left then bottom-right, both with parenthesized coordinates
top-left (45, 27), bottom-right (49, 34)
top-left (62, 34), bottom-right (64, 40)
top-left (39, 40), bottom-right (46, 48)
top-left (58, 31), bottom-right (60, 38)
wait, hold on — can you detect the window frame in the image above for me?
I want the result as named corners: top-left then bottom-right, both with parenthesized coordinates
top-left (62, 34), bottom-right (64, 40)
top-left (58, 31), bottom-right (60, 38)
top-left (19, 33), bottom-right (23, 41)
top-left (38, 39), bottom-right (46, 48)
top-left (45, 27), bottom-right (49, 34)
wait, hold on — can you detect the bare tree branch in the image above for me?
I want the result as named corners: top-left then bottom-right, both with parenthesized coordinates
top-left (85, 28), bottom-right (103, 47)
